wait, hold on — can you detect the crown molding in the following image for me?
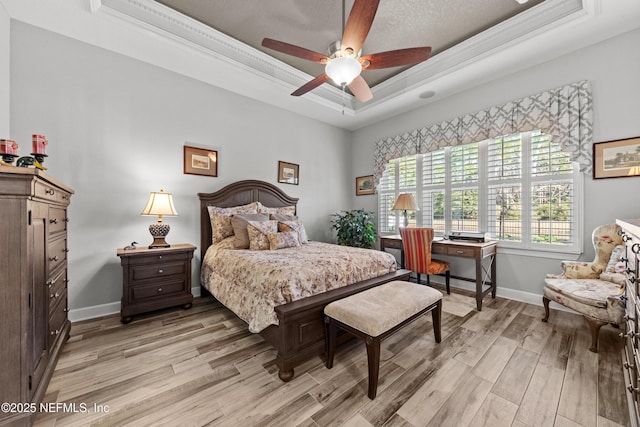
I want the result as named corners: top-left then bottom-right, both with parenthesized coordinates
top-left (92, 0), bottom-right (583, 116)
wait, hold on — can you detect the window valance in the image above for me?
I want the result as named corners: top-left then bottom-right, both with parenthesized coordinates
top-left (374, 80), bottom-right (593, 182)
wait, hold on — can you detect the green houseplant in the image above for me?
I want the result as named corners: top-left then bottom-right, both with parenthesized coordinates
top-left (330, 209), bottom-right (377, 249)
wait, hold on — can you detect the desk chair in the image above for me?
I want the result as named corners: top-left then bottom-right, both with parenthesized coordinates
top-left (400, 227), bottom-right (450, 294)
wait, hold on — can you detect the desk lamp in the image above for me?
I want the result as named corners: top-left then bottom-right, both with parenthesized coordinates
top-left (392, 193), bottom-right (418, 228)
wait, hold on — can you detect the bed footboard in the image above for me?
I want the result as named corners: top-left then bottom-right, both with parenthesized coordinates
top-left (260, 269), bottom-right (411, 382)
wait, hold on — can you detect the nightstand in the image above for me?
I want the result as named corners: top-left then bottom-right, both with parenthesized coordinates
top-left (117, 243), bottom-right (196, 323)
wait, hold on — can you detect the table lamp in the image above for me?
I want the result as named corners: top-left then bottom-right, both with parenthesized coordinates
top-left (141, 189), bottom-right (178, 248)
top-left (392, 193), bottom-right (418, 228)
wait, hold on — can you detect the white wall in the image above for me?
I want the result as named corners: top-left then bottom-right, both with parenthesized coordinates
top-left (351, 28), bottom-right (640, 303)
top-left (10, 22), bottom-right (352, 319)
top-left (0, 3), bottom-right (9, 136)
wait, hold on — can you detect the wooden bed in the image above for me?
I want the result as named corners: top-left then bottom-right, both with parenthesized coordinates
top-left (198, 179), bottom-right (410, 381)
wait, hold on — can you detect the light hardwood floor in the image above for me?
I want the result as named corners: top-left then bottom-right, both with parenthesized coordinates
top-left (34, 289), bottom-right (629, 427)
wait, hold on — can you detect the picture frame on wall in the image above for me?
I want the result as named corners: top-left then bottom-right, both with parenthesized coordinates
top-left (184, 145), bottom-right (218, 177)
top-left (278, 161), bottom-right (299, 185)
top-left (593, 136), bottom-right (640, 179)
top-left (355, 175), bottom-right (375, 196)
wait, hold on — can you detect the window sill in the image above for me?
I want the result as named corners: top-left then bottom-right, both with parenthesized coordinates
top-left (496, 245), bottom-right (581, 260)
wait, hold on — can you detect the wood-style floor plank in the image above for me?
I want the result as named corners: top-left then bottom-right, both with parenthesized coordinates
top-left (32, 292), bottom-right (629, 427)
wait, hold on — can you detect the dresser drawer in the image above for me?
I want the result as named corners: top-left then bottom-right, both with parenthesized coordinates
top-left (131, 262), bottom-right (186, 281)
top-left (445, 245), bottom-right (476, 257)
top-left (130, 279), bottom-right (187, 302)
top-left (48, 206), bottom-right (67, 235)
top-left (48, 236), bottom-right (67, 273)
top-left (48, 289), bottom-right (68, 348)
top-left (381, 238), bottom-right (403, 250)
top-left (48, 268), bottom-right (67, 312)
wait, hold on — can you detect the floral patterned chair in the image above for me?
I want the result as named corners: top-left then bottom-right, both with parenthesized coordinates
top-left (542, 223), bottom-right (626, 352)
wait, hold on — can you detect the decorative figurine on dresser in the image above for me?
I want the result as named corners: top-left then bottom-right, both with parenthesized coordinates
top-left (0, 167), bottom-right (73, 427)
top-left (117, 189), bottom-right (195, 323)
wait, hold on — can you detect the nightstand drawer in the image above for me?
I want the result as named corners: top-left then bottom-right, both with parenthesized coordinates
top-left (131, 280), bottom-right (187, 301)
top-left (48, 268), bottom-right (67, 311)
top-left (48, 206), bottom-right (67, 235)
top-left (131, 262), bottom-right (186, 281)
top-left (381, 238), bottom-right (403, 250)
top-left (127, 252), bottom-right (190, 265)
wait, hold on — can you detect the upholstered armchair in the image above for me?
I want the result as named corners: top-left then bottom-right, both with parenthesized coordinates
top-left (399, 227), bottom-right (450, 294)
top-left (542, 223), bottom-right (626, 352)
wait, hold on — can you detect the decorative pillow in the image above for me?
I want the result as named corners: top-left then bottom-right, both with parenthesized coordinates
top-left (207, 202), bottom-right (259, 244)
top-left (600, 244), bottom-right (627, 286)
top-left (604, 245), bottom-right (625, 273)
top-left (257, 202), bottom-right (296, 216)
top-left (247, 220), bottom-right (278, 250)
top-left (267, 231), bottom-right (301, 250)
top-left (270, 213), bottom-right (297, 221)
top-left (278, 220), bottom-right (309, 244)
top-left (231, 213), bottom-right (269, 249)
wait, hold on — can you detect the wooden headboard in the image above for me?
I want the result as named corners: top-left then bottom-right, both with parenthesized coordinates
top-left (198, 180), bottom-right (299, 255)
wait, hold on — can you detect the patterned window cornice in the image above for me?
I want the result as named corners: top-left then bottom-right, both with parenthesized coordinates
top-left (374, 80), bottom-right (593, 182)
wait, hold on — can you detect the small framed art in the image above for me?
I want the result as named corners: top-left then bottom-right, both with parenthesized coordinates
top-left (278, 161), bottom-right (299, 185)
top-left (355, 175), bottom-right (375, 195)
top-left (593, 136), bottom-right (640, 179)
top-left (184, 145), bottom-right (218, 177)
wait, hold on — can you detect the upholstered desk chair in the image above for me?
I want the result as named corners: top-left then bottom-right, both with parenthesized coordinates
top-left (399, 227), bottom-right (450, 294)
top-left (543, 223), bottom-right (626, 352)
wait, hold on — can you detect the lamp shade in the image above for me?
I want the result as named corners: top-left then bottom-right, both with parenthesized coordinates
top-left (141, 190), bottom-right (178, 217)
top-left (392, 193), bottom-right (419, 211)
top-left (325, 56), bottom-right (362, 85)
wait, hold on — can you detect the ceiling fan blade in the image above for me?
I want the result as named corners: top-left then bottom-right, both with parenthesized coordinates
top-left (291, 73), bottom-right (331, 97)
top-left (348, 75), bottom-right (373, 103)
top-left (341, 0), bottom-right (380, 54)
top-left (262, 38), bottom-right (329, 64)
top-left (360, 47), bottom-right (432, 70)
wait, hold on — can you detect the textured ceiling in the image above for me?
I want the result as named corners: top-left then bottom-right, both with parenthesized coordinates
top-left (154, 0), bottom-right (544, 88)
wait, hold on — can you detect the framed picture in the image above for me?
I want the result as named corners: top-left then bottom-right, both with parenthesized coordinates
top-left (278, 161), bottom-right (299, 185)
top-left (355, 175), bottom-right (375, 195)
top-left (184, 145), bottom-right (218, 177)
top-left (593, 136), bottom-right (640, 179)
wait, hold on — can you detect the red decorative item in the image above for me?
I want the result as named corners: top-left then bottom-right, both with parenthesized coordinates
top-left (0, 139), bottom-right (18, 155)
top-left (32, 134), bottom-right (48, 155)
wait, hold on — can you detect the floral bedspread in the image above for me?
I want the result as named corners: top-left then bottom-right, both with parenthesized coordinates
top-left (200, 238), bottom-right (397, 332)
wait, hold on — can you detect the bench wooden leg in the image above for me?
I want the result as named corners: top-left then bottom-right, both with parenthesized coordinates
top-left (432, 300), bottom-right (442, 343)
top-left (365, 336), bottom-right (381, 399)
top-left (324, 316), bottom-right (337, 369)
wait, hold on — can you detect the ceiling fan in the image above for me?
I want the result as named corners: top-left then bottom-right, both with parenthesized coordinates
top-left (261, 0), bottom-right (432, 103)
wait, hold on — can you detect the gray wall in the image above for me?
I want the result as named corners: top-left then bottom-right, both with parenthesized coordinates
top-left (0, 4), bottom-right (9, 136)
top-left (351, 28), bottom-right (640, 303)
top-left (9, 22), bottom-right (352, 319)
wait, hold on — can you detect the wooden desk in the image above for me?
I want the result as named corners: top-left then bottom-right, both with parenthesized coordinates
top-left (380, 235), bottom-right (497, 311)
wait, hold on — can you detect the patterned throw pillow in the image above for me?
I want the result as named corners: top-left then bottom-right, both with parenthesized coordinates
top-left (278, 220), bottom-right (309, 244)
top-left (207, 202), bottom-right (259, 244)
top-left (247, 220), bottom-right (278, 250)
top-left (267, 231), bottom-right (301, 250)
top-left (231, 213), bottom-right (269, 249)
top-left (257, 202), bottom-right (296, 216)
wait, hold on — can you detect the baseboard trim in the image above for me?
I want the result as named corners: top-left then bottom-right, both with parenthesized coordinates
top-left (69, 286), bottom-right (204, 322)
top-left (69, 283), bottom-right (569, 323)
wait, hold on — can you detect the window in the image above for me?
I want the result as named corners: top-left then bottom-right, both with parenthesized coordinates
top-left (378, 131), bottom-right (582, 254)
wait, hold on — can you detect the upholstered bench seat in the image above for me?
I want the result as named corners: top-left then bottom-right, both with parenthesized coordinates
top-left (324, 280), bottom-right (442, 399)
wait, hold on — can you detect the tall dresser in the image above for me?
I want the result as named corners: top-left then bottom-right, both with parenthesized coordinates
top-left (617, 219), bottom-right (640, 427)
top-left (0, 168), bottom-right (73, 427)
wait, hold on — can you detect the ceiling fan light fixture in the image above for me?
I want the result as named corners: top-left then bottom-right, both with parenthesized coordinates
top-left (325, 56), bottom-right (362, 85)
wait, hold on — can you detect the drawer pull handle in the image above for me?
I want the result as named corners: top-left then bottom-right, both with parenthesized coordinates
top-left (64, 217), bottom-right (70, 223)
top-left (50, 292), bottom-right (60, 299)
top-left (50, 329), bottom-right (60, 336)
top-left (49, 256), bottom-right (59, 262)
top-left (45, 188), bottom-right (55, 195)
top-left (633, 243), bottom-right (640, 254)
top-left (456, 250), bottom-right (464, 254)
top-left (50, 218), bottom-right (58, 224)
top-left (46, 279), bottom-right (56, 287)
top-left (158, 269), bottom-right (164, 274)
top-left (63, 308), bottom-right (69, 313)
top-left (624, 361), bottom-right (635, 369)
top-left (64, 248), bottom-right (70, 253)
top-left (628, 384), bottom-right (639, 393)
top-left (157, 288), bottom-right (163, 293)
top-left (159, 256), bottom-right (163, 260)
top-left (62, 195), bottom-right (69, 200)
top-left (620, 331), bottom-right (637, 338)
top-left (621, 256), bottom-right (629, 263)
top-left (623, 234), bottom-right (632, 242)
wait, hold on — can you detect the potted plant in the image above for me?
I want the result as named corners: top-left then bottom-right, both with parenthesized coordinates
top-left (330, 209), bottom-right (377, 249)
